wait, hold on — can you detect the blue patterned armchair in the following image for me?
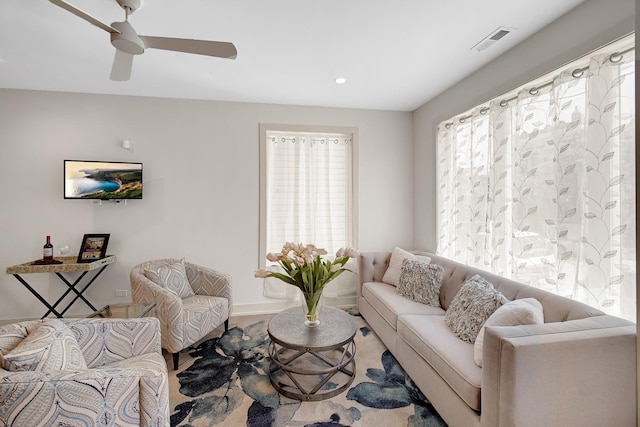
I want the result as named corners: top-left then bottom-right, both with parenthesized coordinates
top-left (130, 259), bottom-right (232, 370)
top-left (0, 317), bottom-right (169, 426)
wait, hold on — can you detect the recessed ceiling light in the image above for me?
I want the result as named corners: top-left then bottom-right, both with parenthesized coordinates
top-left (334, 77), bottom-right (347, 84)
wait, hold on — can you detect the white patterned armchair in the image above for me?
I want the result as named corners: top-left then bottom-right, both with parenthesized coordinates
top-left (130, 258), bottom-right (232, 370)
top-left (0, 317), bottom-right (169, 427)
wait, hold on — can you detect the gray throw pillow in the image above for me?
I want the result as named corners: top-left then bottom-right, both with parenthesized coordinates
top-left (397, 258), bottom-right (443, 307)
top-left (444, 274), bottom-right (508, 343)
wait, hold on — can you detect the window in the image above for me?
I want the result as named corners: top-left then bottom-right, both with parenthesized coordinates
top-left (259, 124), bottom-right (357, 284)
top-left (436, 36), bottom-right (635, 321)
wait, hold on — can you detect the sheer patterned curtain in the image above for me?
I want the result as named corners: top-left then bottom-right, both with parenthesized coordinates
top-left (262, 130), bottom-right (355, 299)
top-left (437, 42), bottom-right (635, 321)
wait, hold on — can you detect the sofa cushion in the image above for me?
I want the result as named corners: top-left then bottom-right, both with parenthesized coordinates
top-left (397, 258), bottom-right (443, 307)
top-left (445, 275), bottom-right (508, 343)
top-left (398, 314), bottom-right (482, 411)
top-left (474, 297), bottom-right (544, 367)
top-left (362, 282), bottom-right (445, 331)
top-left (2, 319), bottom-right (87, 372)
top-left (145, 258), bottom-right (195, 299)
top-left (382, 247), bottom-right (431, 286)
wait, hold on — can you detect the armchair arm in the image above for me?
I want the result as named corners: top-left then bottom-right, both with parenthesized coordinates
top-left (130, 270), bottom-right (187, 354)
top-left (0, 353), bottom-right (169, 427)
top-left (185, 262), bottom-right (233, 309)
top-left (481, 315), bottom-right (636, 427)
top-left (64, 317), bottom-right (162, 368)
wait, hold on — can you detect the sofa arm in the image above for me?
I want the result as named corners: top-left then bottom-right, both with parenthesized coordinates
top-left (65, 317), bottom-right (162, 368)
top-left (0, 354), bottom-right (169, 427)
top-left (186, 262), bottom-right (233, 309)
top-left (357, 252), bottom-right (391, 296)
top-left (481, 315), bottom-right (636, 427)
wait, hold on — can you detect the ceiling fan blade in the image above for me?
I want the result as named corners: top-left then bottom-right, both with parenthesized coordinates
top-left (110, 50), bottom-right (134, 81)
top-left (49, 0), bottom-right (119, 34)
top-left (140, 36), bottom-right (237, 59)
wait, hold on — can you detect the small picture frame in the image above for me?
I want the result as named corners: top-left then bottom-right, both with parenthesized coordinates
top-left (77, 234), bottom-right (110, 263)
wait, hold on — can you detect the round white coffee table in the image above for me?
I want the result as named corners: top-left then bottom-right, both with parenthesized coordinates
top-left (267, 306), bottom-right (356, 401)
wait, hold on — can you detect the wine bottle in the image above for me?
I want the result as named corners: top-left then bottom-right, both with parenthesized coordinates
top-left (43, 235), bottom-right (53, 263)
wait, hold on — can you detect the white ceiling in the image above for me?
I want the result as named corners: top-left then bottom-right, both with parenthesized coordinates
top-left (0, 0), bottom-right (587, 111)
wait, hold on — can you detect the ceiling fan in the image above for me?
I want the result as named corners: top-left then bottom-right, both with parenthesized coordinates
top-left (49, 0), bottom-right (237, 81)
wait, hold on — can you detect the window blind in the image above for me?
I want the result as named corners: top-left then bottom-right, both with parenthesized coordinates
top-left (265, 131), bottom-right (353, 257)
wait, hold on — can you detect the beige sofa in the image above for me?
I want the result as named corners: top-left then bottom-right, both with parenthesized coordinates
top-left (358, 251), bottom-right (636, 427)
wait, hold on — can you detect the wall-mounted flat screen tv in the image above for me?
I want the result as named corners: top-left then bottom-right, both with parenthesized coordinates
top-left (64, 160), bottom-right (143, 200)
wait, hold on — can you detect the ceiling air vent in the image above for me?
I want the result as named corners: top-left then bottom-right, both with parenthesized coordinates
top-left (471, 26), bottom-right (515, 52)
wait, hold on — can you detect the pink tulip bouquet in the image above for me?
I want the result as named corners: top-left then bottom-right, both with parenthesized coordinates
top-left (255, 242), bottom-right (358, 325)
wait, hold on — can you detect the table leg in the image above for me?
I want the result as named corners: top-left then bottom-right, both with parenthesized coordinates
top-left (40, 271), bottom-right (89, 317)
top-left (14, 265), bottom-right (109, 318)
top-left (56, 265), bottom-right (108, 316)
top-left (12, 274), bottom-right (63, 318)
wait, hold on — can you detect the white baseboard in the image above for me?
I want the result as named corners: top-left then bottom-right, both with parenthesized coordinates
top-left (231, 295), bottom-right (358, 317)
top-left (0, 296), bottom-right (359, 325)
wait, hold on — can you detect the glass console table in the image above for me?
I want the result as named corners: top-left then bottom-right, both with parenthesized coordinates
top-left (88, 302), bottom-right (155, 319)
top-left (6, 255), bottom-right (116, 319)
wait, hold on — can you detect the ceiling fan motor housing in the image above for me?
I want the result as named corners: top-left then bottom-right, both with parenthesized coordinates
top-left (111, 21), bottom-right (145, 54)
top-left (116, 0), bottom-right (140, 13)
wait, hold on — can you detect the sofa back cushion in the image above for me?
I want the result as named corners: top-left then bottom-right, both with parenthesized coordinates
top-left (357, 252), bottom-right (393, 293)
top-left (424, 252), bottom-right (604, 322)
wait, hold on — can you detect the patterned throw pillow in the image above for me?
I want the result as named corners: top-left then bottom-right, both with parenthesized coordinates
top-left (397, 258), bottom-right (443, 307)
top-left (3, 319), bottom-right (87, 372)
top-left (473, 298), bottom-right (544, 367)
top-left (444, 275), bottom-right (508, 344)
top-left (382, 247), bottom-right (432, 286)
top-left (144, 258), bottom-right (195, 299)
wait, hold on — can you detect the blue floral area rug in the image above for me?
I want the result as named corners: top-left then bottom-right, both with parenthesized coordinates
top-left (168, 308), bottom-right (447, 427)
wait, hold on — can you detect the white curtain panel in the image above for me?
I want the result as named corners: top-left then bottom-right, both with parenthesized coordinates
top-left (265, 134), bottom-right (351, 254)
top-left (437, 45), bottom-right (635, 321)
top-left (263, 133), bottom-right (355, 299)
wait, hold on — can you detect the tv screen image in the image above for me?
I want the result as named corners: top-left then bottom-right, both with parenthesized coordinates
top-left (64, 160), bottom-right (143, 200)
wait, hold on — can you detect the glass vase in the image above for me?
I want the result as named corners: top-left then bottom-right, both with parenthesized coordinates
top-left (301, 291), bottom-right (323, 327)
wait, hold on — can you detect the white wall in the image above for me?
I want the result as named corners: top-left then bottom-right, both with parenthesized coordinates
top-left (412, 0), bottom-right (635, 252)
top-left (0, 89), bottom-right (413, 321)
